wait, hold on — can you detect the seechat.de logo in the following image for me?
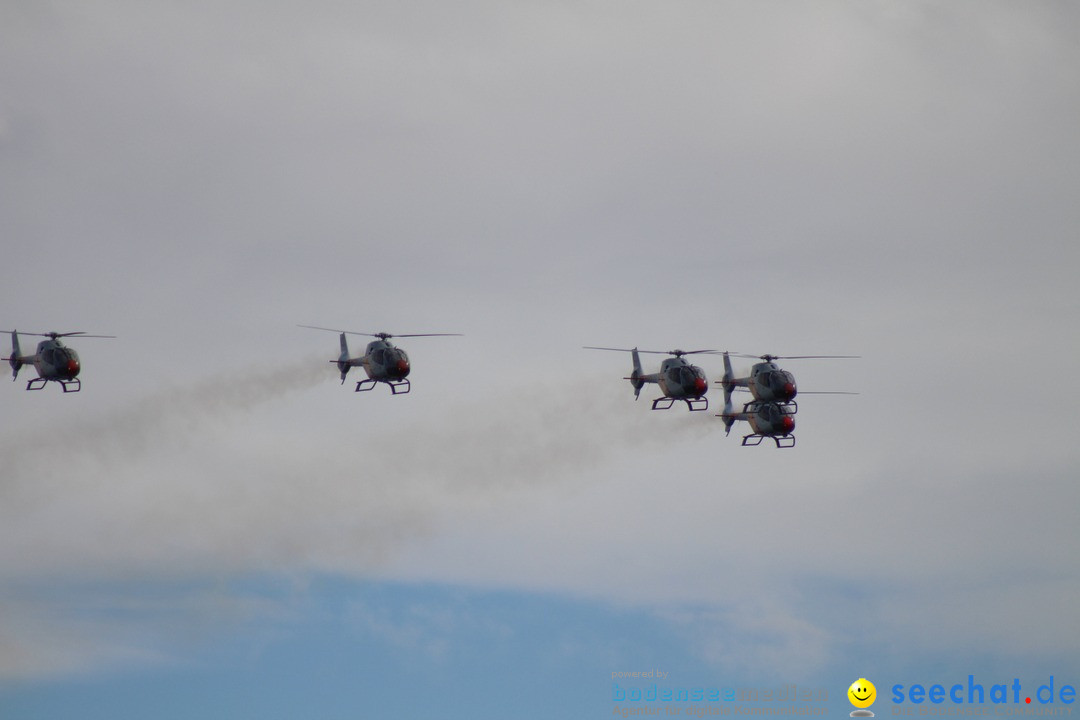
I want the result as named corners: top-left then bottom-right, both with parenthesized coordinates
top-left (891, 676), bottom-right (1076, 706)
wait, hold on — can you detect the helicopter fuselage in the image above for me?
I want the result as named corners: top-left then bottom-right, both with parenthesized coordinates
top-left (360, 339), bottom-right (411, 382)
top-left (721, 400), bottom-right (797, 447)
top-left (747, 361), bottom-right (797, 403)
top-left (653, 356), bottom-right (708, 400)
top-left (743, 400), bottom-right (796, 437)
top-left (31, 338), bottom-right (82, 381)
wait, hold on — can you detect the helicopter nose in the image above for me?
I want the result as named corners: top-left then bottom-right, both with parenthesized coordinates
top-left (781, 416), bottom-right (795, 434)
top-left (397, 358), bottom-right (409, 375)
top-left (783, 382), bottom-right (796, 399)
top-left (694, 377), bottom-right (707, 394)
top-left (67, 358), bottom-right (80, 377)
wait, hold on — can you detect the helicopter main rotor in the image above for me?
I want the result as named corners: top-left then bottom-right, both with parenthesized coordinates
top-left (298, 325), bottom-right (462, 339)
top-left (0, 330), bottom-right (117, 339)
top-left (721, 352), bottom-right (860, 362)
top-left (583, 346), bottom-right (716, 357)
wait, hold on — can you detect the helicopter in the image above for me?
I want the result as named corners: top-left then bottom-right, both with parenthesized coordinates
top-left (2, 330), bottom-right (115, 393)
top-left (716, 351), bottom-right (859, 412)
top-left (299, 325), bottom-right (461, 394)
top-left (584, 346), bottom-right (714, 410)
top-left (719, 399), bottom-right (799, 448)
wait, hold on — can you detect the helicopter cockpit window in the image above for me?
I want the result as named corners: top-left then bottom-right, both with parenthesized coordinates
top-left (766, 371), bottom-right (791, 390)
top-left (372, 349), bottom-right (387, 365)
top-left (680, 367), bottom-right (696, 385)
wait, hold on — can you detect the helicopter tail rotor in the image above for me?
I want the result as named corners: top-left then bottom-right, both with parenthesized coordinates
top-left (7, 330), bottom-right (22, 381)
top-left (337, 333), bottom-right (351, 384)
top-left (720, 399), bottom-right (736, 436)
top-left (629, 348), bottom-right (645, 400)
top-left (720, 351), bottom-right (735, 406)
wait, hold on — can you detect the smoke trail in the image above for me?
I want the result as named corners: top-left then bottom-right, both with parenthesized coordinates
top-left (0, 356), bottom-right (329, 492)
top-left (0, 366), bottom-right (723, 581)
top-left (365, 372), bottom-right (718, 495)
top-left (0, 369), bottom-right (726, 678)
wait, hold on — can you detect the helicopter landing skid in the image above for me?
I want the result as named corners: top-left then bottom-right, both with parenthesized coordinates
top-left (26, 377), bottom-right (81, 393)
top-left (355, 378), bottom-right (411, 395)
top-left (651, 396), bottom-right (709, 411)
top-left (741, 433), bottom-right (795, 448)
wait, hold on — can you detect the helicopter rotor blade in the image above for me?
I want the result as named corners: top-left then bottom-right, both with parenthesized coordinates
top-left (791, 391), bottom-right (860, 395)
top-left (712, 352), bottom-right (859, 361)
top-left (386, 333), bottom-right (463, 338)
top-left (765, 355), bottom-right (860, 360)
top-left (584, 346), bottom-right (715, 356)
top-left (54, 332), bottom-right (117, 339)
top-left (298, 324), bottom-right (373, 337)
top-left (0, 330), bottom-right (116, 339)
top-left (300, 325), bottom-right (461, 339)
top-left (298, 324), bottom-right (345, 333)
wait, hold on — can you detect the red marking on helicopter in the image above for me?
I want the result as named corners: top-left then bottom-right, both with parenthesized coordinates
top-left (694, 377), bottom-right (707, 394)
top-left (781, 416), bottom-right (795, 433)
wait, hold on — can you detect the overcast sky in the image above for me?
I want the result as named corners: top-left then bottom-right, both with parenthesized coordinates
top-left (2, 1), bottom-right (1079, 717)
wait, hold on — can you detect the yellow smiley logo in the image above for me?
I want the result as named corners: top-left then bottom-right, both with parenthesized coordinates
top-left (848, 678), bottom-right (877, 709)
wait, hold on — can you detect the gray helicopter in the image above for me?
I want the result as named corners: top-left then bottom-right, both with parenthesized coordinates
top-left (719, 399), bottom-right (799, 448)
top-left (716, 351), bottom-right (859, 412)
top-left (2, 330), bottom-right (115, 393)
top-left (300, 325), bottom-right (461, 394)
top-left (584, 346), bottom-right (713, 410)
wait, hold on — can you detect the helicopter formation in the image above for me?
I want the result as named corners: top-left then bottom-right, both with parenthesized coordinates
top-left (2, 327), bottom-right (856, 447)
top-left (586, 346), bottom-right (858, 448)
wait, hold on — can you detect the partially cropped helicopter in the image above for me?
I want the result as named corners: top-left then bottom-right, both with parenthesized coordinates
top-left (2, 330), bottom-right (115, 393)
top-left (300, 325), bottom-right (461, 394)
top-left (719, 399), bottom-right (798, 447)
top-left (584, 346), bottom-right (713, 410)
top-left (716, 351), bottom-right (859, 411)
